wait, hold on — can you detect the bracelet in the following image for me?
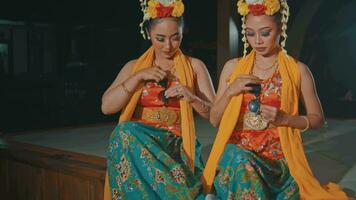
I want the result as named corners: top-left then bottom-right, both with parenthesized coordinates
top-left (300, 116), bottom-right (310, 132)
top-left (193, 98), bottom-right (210, 113)
top-left (121, 81), bottom-right (133, 94)
top-left (197, 105), bottom-right (210, 114)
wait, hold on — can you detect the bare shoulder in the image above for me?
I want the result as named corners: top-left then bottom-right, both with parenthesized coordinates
top-left (122, 59), bottom-right (138, 72)
top-left (190, 58), bottom-right (213, 83)
top-left (225, 58), bottom-right (239, 68)
top-left (297, 61), bottom-right (312, 76)
top-left (127, 59), bottom-right (138, 65)
top-left (190, 57), bottom-right (209, 74)
top-left (113, 59), bottom-right (138, 81)
top-left (222, 58), bottom-right (240, 75)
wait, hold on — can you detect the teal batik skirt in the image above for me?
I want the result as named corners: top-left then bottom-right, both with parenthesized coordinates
top-left (107, 121), bottom-right (204, 200)
top-left (214, 144), bottom-right (300, 200)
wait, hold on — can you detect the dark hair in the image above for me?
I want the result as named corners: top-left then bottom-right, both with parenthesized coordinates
top-left (144, 17), bottom-right (184, 33)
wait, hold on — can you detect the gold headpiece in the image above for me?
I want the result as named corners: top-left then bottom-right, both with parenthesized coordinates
top-left (237, 0), bottom-right (290, 56)
top-left (139, 0), bottom-right (185, 39)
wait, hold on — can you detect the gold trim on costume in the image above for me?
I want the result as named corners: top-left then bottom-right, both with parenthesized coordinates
top-left (135, 106), bottom-right (181, 126)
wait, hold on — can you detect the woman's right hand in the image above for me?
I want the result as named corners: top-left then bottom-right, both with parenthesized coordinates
top-left (134, 67), bottom-right (167, 82)
top-left (226, 75), bottom-right (262, 97)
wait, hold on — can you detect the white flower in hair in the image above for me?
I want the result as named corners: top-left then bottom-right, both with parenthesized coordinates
top-left (246, 0), bottom-right (263, 5)
top-left (157, 0), bottom-right (175, 6)
top-left (143, 13), bottom-right (150, 20)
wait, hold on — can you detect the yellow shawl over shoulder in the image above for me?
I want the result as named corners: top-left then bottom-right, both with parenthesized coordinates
top-left (202, 50), bottom-right (349, 199)
top-left (104, 47), bottom-right (196, 200)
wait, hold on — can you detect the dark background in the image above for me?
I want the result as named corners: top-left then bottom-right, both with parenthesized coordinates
top-left (0, 0), bottom-right (217, 132)
top-left (0, 0), bottom-right (355, 133)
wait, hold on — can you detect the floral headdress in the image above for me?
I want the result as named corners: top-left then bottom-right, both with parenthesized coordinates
top-left (139, 0), bottom-right (185, 39)
top-left (237, 0), bottom-right (290, 56)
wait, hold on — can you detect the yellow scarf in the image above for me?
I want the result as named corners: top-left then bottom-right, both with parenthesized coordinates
top-left (104, 47), bottom-right (196, 200)
top-left (202, 50), bottom-right (349, 199)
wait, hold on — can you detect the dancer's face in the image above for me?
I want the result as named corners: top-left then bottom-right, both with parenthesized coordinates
top-left (149, 18), bottom-right (183, 59)
top-left (245, 14), bottom-right (281, 56)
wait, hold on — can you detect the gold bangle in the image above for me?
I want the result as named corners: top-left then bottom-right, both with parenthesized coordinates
top-left (197, 106), bottom-right (210, 114)
top-left (193, 98), bottom-right (210, 113)
top-left (121, 82), bottom-right (132, 94)
top-left (300, 116), bottom-right (310, 132)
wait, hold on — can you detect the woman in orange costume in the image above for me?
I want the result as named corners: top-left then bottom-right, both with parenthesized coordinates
top-left (202, 0), bottom-right (350, 199)
top-left (101, 0), bottom-right (215, 199)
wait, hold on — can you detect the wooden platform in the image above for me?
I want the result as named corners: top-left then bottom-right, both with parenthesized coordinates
top-left (0, 124), bottom-right (113, 200)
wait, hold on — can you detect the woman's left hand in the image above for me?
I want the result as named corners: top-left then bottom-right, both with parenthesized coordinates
top-left (165, 84), bottom-right (196, 102)
top-left (260, 104), bottom-right (290, 126)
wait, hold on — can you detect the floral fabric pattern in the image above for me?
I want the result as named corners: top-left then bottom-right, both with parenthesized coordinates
top-left (214, 145), bottom-right (299, 200)
top-left (107, 121), bottom-right (204, 200)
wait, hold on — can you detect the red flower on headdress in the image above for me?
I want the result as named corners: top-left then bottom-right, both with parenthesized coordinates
top-left (156, 3), bottom-right (174, 17)
top-left (248, 4), bottom-right (267, 16)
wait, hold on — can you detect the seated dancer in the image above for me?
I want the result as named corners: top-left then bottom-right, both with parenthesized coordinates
top-left (101, 0), bottom-right (215, 199)
top-left (202, 0), bottom-right (350, 199)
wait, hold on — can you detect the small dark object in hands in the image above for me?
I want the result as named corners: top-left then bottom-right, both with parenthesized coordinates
top-left (246, 83), bottom-right (261, 96)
